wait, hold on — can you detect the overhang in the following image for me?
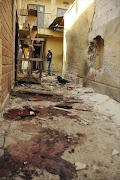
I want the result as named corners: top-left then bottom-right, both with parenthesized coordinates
top-left (49, 16), bottom-right (64, 31)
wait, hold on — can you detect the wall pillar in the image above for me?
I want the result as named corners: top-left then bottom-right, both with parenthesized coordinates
top-left (0, 0), bottom-right (2, 111)
top-left (76, 0), bottom-right (78, 13)
top-left (51, 0), bottom-right (56, 21)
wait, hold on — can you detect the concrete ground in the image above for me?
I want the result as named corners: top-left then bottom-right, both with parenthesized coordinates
top-left (0, 72), bottom-right (120, 180)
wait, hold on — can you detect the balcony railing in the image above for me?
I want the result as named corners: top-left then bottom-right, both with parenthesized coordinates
top-left (20, 10), bottom-right (53, 29)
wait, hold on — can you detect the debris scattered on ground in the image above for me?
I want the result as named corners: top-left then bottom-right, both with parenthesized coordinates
top-left (0, 127), bottom-right (85, 179)
top-left (76, 108), bottom-right (90, 112)
top-left (75, 162), bottom-right (88, 171)
top-left (112, 149), bottom-right (120, 156)
top-left (3, 105), bottom-right (79, 120)
top-left (96, 169), bottom-right (101, 174)
top-left (11, 90), bottom-right (74, 102)
top-left (78, 119), bottom-right (92, 126)
top-left (1, 73), bottom-right (120, 180)
top-left (12, 89), bottom-right (62, 96)
top-left (67, 86), bottom-right (74, 90)
top-left (55, 104), bottom-right (72, 109)
top-left (3, 107), bottom-right (37, 120)
top-left (57, 76), bottom-right (70, 84)
top-left (69, 149), bottom-right (75, 154)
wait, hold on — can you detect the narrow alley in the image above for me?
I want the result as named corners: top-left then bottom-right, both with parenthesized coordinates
top-left (0, 0), bottom-right (120, 179)
top-left (0, 73), bottom-right (120, 180)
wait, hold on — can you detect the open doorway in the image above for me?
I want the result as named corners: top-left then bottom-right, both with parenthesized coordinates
top-left (15, 12), bottom-right (18, 81)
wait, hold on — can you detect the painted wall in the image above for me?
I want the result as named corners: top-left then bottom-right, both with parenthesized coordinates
top-left (44, 37), bottom-right (63, 73)
top-left (63, 0), bottom-right (95, 82)
top-left (21, 0), bottom-right (74, 14)
top-left (20, 0), bottom-right (74, 29)
top-left (63, 0), bottom-right (120, 102)
top-left (20, 0), bottom-right (74, 74)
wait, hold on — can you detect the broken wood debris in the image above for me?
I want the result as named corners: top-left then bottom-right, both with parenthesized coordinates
top-left (12, 88), bottom-right (62, 97)
top-left (55, 104), bottom-right (72, 109)
top-left (54, 107), bottom-right (72, 112)
top-left (112, 149), bottom-right (120, 156)
top-left (57, 76), bottom-right (71, 84)
top-left (75, 162), bottom-right (88, 171)
top-left (3, 107), bottom-right (37, 120)
top-left (76, 108), bottom-right (90, 112)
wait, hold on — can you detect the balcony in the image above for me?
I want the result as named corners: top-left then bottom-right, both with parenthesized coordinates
top-left (20, 10), bottom-right (54, 29)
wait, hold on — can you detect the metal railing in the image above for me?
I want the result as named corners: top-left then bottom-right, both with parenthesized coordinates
top-left (20, 10), bottom-right (53, 29)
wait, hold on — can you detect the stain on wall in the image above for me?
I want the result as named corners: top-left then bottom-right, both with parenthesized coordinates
top-left (63, 0), bottom-right (120, 102)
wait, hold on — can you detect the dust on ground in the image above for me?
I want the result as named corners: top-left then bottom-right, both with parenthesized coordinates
top-left (0, 72), bottom-right (120, 180)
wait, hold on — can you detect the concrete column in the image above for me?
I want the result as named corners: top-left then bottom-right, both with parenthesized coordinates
top-left (0, 1), bottom-right (2, 111)
top-left (76, 0), bottom-right (78, 13)
top-left (51, 0), bottom-right (56, 21)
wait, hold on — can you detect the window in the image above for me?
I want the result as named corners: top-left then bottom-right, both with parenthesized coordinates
top-left (57, 8), bottom-right (67, 16)
top-left (28, 4), bottom-right (45, 28)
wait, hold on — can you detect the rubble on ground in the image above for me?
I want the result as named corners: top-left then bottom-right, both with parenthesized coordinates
top-left (0, 72), bottom-right (120, 180)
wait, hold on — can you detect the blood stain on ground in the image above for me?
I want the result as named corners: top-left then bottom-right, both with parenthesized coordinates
top-left (3, 106), bottom-right (37, 120)
top-left (3, 105), bottom-right (79, 120)
top-left (0, 126), bottom-right (86, 179)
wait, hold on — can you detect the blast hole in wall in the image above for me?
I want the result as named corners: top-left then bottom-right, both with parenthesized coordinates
top-left (94, 36), bottom-right (104, 69)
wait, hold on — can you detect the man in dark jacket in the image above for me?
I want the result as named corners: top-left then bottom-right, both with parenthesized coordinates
top-left (47, 49), bottom-right (52, 76)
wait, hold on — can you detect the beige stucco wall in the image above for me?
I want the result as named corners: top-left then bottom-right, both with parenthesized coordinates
top-left (88, 0), bottom-right (120, 101)
top-left (21, 0), bottom-right (73, 14)
top-left (20, 0), bottom-right (74, 73)
top-left (63, 0), bottom-right (95, 82)
top-left (63, 0), bottom-right (120, 102)
top-left (44, 37), bottom-right (63, 73)
top-left (20, 0), bottom-right (74, 29)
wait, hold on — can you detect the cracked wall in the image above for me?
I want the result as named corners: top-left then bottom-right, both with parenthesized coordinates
top-left (63, 0), bottom-right (120, 102)
top-left (88, 0), bottom-right (120, 102)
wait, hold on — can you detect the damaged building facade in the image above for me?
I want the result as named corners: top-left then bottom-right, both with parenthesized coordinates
top-left (63, 0), bottom-right (120, 102)
top-left (0, 0), bottom-right (120, 112)
top-left (19, 0), bottom-right (74, 73)
top-left (0, 0), bottom-right (74, 112)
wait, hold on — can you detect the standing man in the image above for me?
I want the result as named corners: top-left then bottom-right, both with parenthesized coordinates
top-left (47, 49), bottom-right (52, 76)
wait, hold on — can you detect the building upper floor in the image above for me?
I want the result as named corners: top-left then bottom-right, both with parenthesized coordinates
top-left (19, 0), bottom-right (74, 30)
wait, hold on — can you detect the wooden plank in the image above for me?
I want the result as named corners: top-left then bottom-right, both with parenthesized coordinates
top-left (13, 89), bottom-right (62, 96)
top-left (31, 38), bottom-right (45, 41)
top-left (18, 29), bottom-right (30, 34)
top-left (16, 76), bottom-right (41, 84)
top-left (18, 37), bottom-right (45, 41)
top-left (17, 57), bottom-right (42, 62)
top-left (33, 44), bottom-right (42, 47)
